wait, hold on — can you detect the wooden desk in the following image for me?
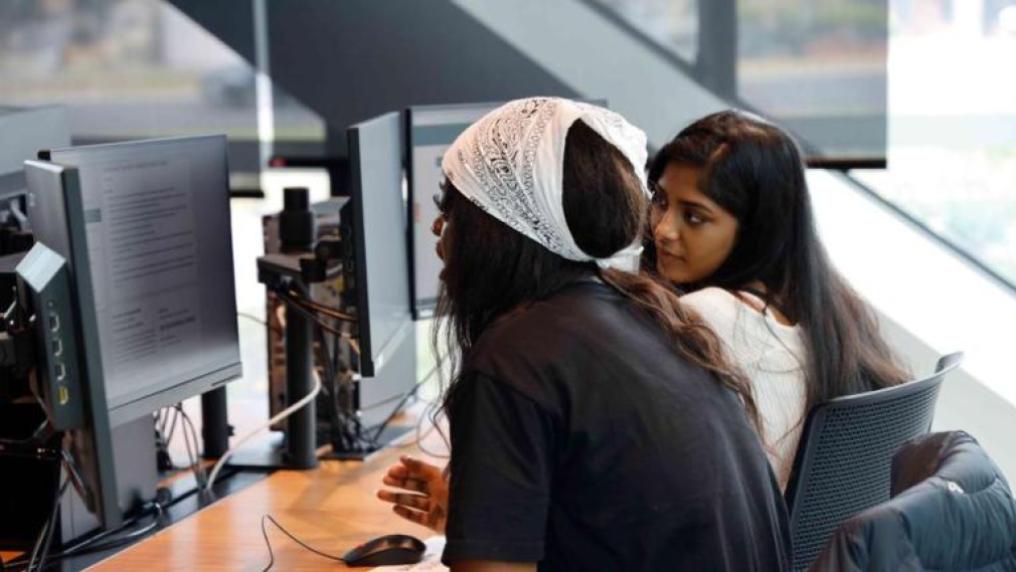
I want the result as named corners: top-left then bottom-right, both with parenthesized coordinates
top-left (91, 429), bottom-right (447, 571)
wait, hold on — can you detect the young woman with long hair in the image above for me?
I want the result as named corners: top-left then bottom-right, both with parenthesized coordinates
top-left (646, 110), bottom-right (909, 489)
top-left (378, 98), bottom-right (790, 571)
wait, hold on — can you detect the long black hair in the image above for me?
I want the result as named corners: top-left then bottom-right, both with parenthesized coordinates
top-left (436, 120), bottom-right (759, 428)
top-left (647, 110), bottom-right (908, 411)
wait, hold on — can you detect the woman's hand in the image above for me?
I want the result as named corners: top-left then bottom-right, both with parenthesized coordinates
top-left (377, 456), bottom-right (449, 533)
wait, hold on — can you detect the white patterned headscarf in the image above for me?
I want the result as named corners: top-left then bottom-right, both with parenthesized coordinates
top-left (441, 97), bottom-right (650, 272)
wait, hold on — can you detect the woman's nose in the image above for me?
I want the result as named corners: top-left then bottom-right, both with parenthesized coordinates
top-left (432, 216), bottom-right (444, 237)
top-left (653, 211), bottom-right (680, 243)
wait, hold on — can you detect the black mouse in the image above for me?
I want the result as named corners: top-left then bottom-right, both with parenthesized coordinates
top-left (342, 533), bottom-right (427, 567)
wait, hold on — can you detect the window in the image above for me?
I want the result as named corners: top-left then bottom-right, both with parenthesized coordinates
top-left (0, 0), bottom-right (324, 175)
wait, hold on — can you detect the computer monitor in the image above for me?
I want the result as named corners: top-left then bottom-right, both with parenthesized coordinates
top-left (345, 112), bottom-right (414, 380)
top-left (29, 135), bottom-right (242, 426)
top-left (405, 102), bottom-right (499, 319)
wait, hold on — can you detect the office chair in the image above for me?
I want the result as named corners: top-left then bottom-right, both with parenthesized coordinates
top-left (783, 352), bottom-right (964, 571)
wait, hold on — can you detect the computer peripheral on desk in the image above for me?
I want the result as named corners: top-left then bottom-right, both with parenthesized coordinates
top-left (260, 515), bottom-right (426, 569)
top-left (342, 533), bottom-right (427, 567)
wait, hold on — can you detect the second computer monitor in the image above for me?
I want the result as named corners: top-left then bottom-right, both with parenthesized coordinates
top-left (346, 112), bottom-right (413, 379)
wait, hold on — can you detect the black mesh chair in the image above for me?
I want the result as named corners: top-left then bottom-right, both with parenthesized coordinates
top-left (784, 352), bottom-right (964, 571)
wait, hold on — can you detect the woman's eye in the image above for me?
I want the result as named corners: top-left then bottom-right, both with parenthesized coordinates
top-left (685, 211), bottom-right (705, 226)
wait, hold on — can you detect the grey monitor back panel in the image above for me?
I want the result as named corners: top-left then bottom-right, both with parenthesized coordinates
top-left (39, 135), bottom-right (241, 426)
top-left (23, 160), bottom-right (122, 529)
top-left (347, 112), bottom-right (413, 378)
top-left (405, 102), bottom-right (499, 319)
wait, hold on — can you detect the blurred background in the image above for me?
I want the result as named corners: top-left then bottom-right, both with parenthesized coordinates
top-left (2, 0), bottom-right (1014, 472)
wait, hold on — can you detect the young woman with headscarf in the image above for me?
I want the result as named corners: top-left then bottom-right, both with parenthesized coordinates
top-left (377, 98), bottom-right (790, 571)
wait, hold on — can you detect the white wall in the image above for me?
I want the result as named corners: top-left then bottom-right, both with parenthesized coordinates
top-left (810, 169), bottom-right (1016, 479)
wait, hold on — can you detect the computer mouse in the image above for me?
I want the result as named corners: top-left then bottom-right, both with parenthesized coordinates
top-left (342, 533), bottom-right (427, 567)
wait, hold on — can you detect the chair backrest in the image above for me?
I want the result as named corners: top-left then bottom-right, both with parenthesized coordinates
top-left (783, 352), bottom-right (964, 571)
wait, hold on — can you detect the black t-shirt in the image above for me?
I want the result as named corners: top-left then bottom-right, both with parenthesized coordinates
top-left (442, 281), bottom-right (791, 571)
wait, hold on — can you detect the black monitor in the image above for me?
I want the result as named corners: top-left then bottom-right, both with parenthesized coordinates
top-left (405, 102), bottom-right (499, 319)
top-left (345, 113), bottom-right (414, 380)
top-left (35, 135), bottom-right (242, 426)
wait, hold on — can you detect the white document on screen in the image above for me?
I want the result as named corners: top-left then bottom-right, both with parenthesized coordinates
top-left (82, 155), bottom-right (204, 402)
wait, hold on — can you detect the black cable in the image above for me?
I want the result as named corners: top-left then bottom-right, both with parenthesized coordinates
top-left (260, 514), bottom-right (346, 571)
top-left (24, 508), bottom-right (50, 571)
top-left (0, 418), bottom-right (47, 446)
top-left (313, 325), bottom-right (362, 452)
top-left (313, 325), bottom-right (343, 446)
top-left (1, 391), bottom-right (52, 446)
top-left (275, 288), bottom-right (374, 452)
top-left (181, 409), bottom-right (203, 476)
top-left (330, 317), bottom-right (342, 383)
top-left (275, 284), bottom-right (442, 451)
top-left (176, 405), bottom-right (199, 482)
top-left (318, 324), bottom-right (377, 453)
top-left (164, 407), bottom-right (181, 446)
top-left (4, 492), bottom-right (171, 570)
top-left (274, 290), bottom-right (349, 339)
top-left (275, 289), bottom-right (353, 337)
top-left (260, 515), bottom-right (276, 572)
top-left (23, 477), bottom-right (68, 572)
top-left (54, 486), bottom-right (178, 558)
top-left (282, 289), bottom-right (357, 323)
top-left (175, 405), bottom-right (206, 488)
top-left (153, 410), bottom-right (176, 472)
top-left (34, 484), bottom-right (62, 572)
top-left (63, 504), bottom-right (163, 555)
top-left (59, 448), bottom-right (95, 518)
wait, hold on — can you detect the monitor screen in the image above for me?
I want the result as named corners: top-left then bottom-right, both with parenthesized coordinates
top-left (41, 135), bottom-right (241, 424)
top-left (347, 112), bottom-right (412, 378)
top-left (405, 102), bottom-right (499, 319)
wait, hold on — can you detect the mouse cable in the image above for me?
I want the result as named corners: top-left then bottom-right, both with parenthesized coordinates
top-left (260, 514), bottom-right (346, 571)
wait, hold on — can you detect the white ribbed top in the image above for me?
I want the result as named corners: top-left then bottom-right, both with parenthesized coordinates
top-left (681, 287), bottom-right (807, 491)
